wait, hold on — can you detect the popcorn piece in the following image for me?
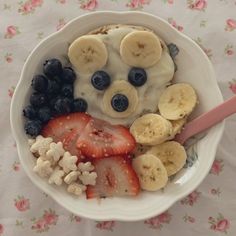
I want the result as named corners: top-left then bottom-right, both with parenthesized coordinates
top-left (64, 171), bottom-right (81, 185)
top-left (79, 171), bottom-right (97, 186)
top-left (33, 157), bottom-right (53, 178)
top-left (78, 162), bottom-right (94, 172)
top-left (48, 167), bottom-right (65, 186)
top-left (40, 154), bottom-right (56, 166)
top-left (46, 142), bottom-right (65, 162)
top-left (59, 152), bottom-right (78, 173)
top-left (67, 182), bottom-right (86, 196)
top-left (28, 138), bottom-right (36, 146)
top-left (30, 135), bottom-right (53, 156)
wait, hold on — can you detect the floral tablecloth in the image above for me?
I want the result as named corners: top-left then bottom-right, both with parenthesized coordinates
top-left (1, 0), bottom-right (236, 235)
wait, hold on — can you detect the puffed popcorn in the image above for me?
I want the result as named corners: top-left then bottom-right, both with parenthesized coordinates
top-left (59, 151), bottom-right (78, 173)
top-left (33, 157), bottom-right (53, 178)
top-left (78, 162), bottom-right (94, 172)
top-left (64, 171), bottom-right (81, 185)
top-left (48, 167), bottom-right (65, 186)
top-left (28, 138), bottom-right (36, 146)
top-left (30, 135), bottom-right (53, 156)
top-left (67, 182), bottom-right (86, 196)
top-left (46, 142), bottom-right (65, 162)
top-left (79, 171), bottom-right (97, 186)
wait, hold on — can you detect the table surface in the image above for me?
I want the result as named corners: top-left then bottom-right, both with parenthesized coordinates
top-left (1, 0), bottom-right (236, 235)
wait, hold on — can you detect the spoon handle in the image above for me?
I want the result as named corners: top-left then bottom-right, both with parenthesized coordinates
top-left (175, 96), bottom-right (236, 145)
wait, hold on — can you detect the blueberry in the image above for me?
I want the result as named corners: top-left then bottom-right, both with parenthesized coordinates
top-left (91, 71), bottom-right (111, 90)
top-left (61, 84), bottom-right (73, 98)
top-left (167, 43), bottom-right (179, 59)
top-left (23, 105), bottom-right (37, 119)
top-left (38, 106), bottom-right (51, 123)
top-left (61, 67), bottom-right (76, 84)
top-left (72, 98), bottom-right (88, 112)
top-left (31, 74), bottom-right (48, 93)
top-left (24, 120), bottom-right (42, 137)
top-left (128, 68), bottom-right (147, 87)
top-left (43, 58), bottom-right (63, 77)
top-left (111, 94), bottom-right (129, 112)
top-left (54, 97), bottom-right (72, 115)
top-left (46, 79), bottom-right (61, 96)
top-left (30, 92), bottom-right (47, 107)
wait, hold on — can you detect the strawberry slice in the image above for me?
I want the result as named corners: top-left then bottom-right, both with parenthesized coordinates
top-left (86, 156), bottom-right (140, 199)
top-left (41, 113), bottom-right (91, 158)
top-left (77, 118), bottom-right (136, 159)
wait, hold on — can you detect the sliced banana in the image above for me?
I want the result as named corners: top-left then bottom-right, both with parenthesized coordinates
top-left (158, 83), bottom-right (197, 120)
top-left (147, 141), bottom-right (187, 176)
top-left (68, 35), bottom-right (108, 73)
top-left (102, 80), bottom-right (138, 118)
top-left (132, 154), bottom-right (168, 191)
top-left (130, 113), bottom-right (173, 145)
top-left (168, 117), bottom-right (187, 140)
top-left (120, 31), bottom-right (162, 68)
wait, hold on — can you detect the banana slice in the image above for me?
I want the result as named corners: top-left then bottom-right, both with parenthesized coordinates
top-left (102, 80), bottom-right (138, 118)
top-left (158, 83), bottom-right (197, 120)
top-left (130, 113), bottom-right (173, 145)
top-left (168, 117), bottom-right (187, 140)
top-left (68, 35), bottom-right (108, 73)
top-left (147, 141), bottom-right (187, 176)
top-left (132, 154), bottom-right (168, 191)
top-left (120, 31), bottom-right (162, 68)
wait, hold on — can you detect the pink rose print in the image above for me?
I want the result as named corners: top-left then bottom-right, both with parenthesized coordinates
top-left (224, 44), bottom-right (234, 56)
top-left (183, 214), bottom-right (196, 223)
top-left (5, 53), bottom-right (13, 63)
top-left (18, 0), bottom-right (43, 15)
top-left (0, 224), bottom-right (4, 235)
top-left (14, 196), bottom-right (30, 212)
top-left (8, 86), bottom-right (15, 98)
top-left (188, 0), bottom-right (207, 11)
top-left (69, 214), bottom-right (81, 223)
top-left (56, 18), bottom-right (67, 31)
top-left (208, 213), bottom-right (230, 233)
top-left (43, 211), bottom-right (58, 225)
top-left (31, 0), bottom-right (43, 7)
top-left (13, 161), bottom-right (20, 171)
top-left (126, 0), bottom-right (151, 9)
top-left (167, 18), bottom-right (184, 32)
top-left (211, 187), bottom-right (221, 196)
top-left (225, 19), bottom-right (236, 31)
top-left (180, 190), bottom-right (201, 206)
top-left (4, 26), bottom-right (20, 39)
top-left (56, 0), bottom-right (66, 3)
top-left (144, 211), bottom-right (172, 230)
top-left (79, 0), bottom-right (98, 11)
top-left (229, 79), bottom-right (236, 94)
top-left (96, 221), bottom-right (115, 231)
top-left (210, 159), bottom-right (224, 175)
top-left (195, 37), bottom-right (212, 59)
top-left (31, 209), bottom-right (58, 233)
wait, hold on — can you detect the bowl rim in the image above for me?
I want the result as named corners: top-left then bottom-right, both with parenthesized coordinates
top-left (10, 11), bottom-right (225, 221)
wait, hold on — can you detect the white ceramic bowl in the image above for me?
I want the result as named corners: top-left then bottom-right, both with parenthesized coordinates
top-left (10, 11), bottom-right (224, 221)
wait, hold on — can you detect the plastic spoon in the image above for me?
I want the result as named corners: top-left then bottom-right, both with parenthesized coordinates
top-left (174, 95), bottom-right (236, 145)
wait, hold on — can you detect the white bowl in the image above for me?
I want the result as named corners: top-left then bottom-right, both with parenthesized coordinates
top-left (10, 11), bottom-right (224, 221)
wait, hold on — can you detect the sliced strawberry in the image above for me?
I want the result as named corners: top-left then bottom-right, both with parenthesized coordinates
top-left (41, 113), bottom-right (91, 158)
top-left (77, 118), bottom-right (136, 159)
top-left (86, 156), bottom-right (140, 199)
top-left (59, 128), bottom-right (84, 158)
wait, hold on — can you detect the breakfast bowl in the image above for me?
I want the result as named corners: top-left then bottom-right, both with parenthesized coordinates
top-left (10, 11), bottom-right (224, 221)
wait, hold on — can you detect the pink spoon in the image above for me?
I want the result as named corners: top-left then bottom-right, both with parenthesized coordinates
top-left (174, 95), bottom-right (236, 145)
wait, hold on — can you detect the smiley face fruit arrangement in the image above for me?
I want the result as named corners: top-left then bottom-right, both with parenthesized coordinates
top-left (23, 24), bottom-right (198, 198)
